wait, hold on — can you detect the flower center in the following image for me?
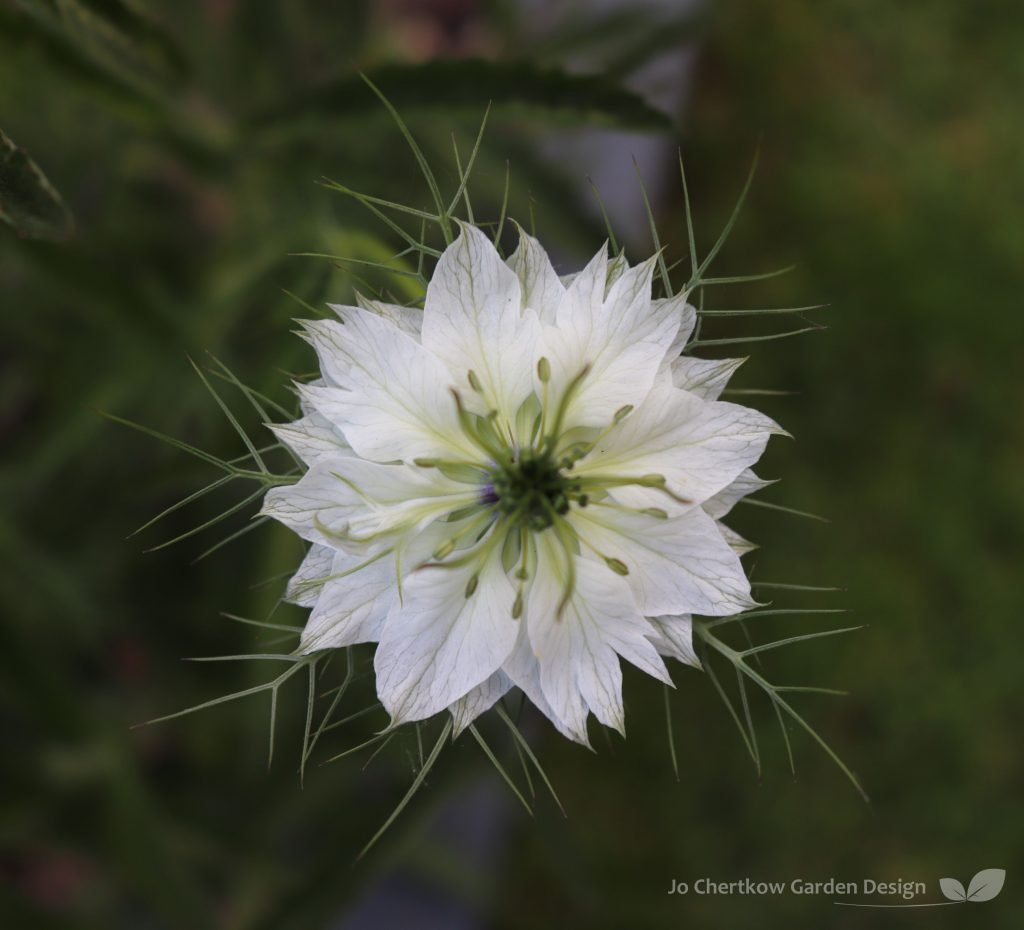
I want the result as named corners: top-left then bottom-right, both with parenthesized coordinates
top-left (488, 449), bottom-right (586, 531)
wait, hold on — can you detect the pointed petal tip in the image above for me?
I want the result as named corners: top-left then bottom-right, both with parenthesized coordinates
top-left (449, 713), bottom-right (470, 740)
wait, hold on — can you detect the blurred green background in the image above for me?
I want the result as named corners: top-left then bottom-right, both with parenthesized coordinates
top-left (2, 1), bottom-right (1021, 928)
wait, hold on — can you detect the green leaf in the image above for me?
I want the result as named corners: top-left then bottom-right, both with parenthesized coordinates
top-left (695, 623), bottom-right (868, 802)
top-left (468, 724), bottom-right (533, 816)
top-left (662, 684), bottom-right (679, 781)
top-left (0, 128), bottom-right (74, 240)
top-left (250, 59), bottom-right (673, 136)
top-left (495, 704), bottom-right (565, 815)
top-left (360, 73), bottom-right (453, 243)
top-left (633, 157), bottom-right (673, 295)
top-left (357, 718), bottom-right (452, 860)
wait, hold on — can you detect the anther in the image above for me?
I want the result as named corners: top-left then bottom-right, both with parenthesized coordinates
top-left (433, 539), bottom-right (456, 560)
top-left (604, 557), bottom-right (629, 576)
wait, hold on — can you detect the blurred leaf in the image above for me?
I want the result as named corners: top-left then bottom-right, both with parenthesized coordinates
top-left (0, 128), bottom-right (74, 240)
top-left (0, 6), bottom-right (170, 151)
top-left (251, 58), bottom-right (673, 138)
top-left (603, 15), bottom-right (704, 78)
top-left (526, 8), bottom-right (671, 59)
top-left (14, 0), bottom-right (187, 92)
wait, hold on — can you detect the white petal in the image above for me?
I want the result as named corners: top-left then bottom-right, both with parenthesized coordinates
top-left (297, 517), bottom-right (477, 652)
top-left (558, 246), bottom-right (625, 293)
top-left (506, 223), bottom-right (564, 325)
top-left (270, 412), bottom-right (351, 467)
top-left (297, 321), bottom-right (352, 388)
top-left (717, 521), bottom-right (757, 555)
top-left (671, 356), bottom-right (746, 400)
top-left (648, 615), bottom-right (701, 668)
top-left (542, 254), bottom-right (680, 427)
top-left (449, 670), bottom-right (513, 736)
top-left (300, 550), bottom-right (397, 651)
top-left (498, 622), bottom-right (567, 737)
top-left (375, 538), bottom-right (519, 725)
top-left (559, 251), bottom-right (626, 292)
top-left (349, 294), bottom-right (423, 339)
top-left (571, 504), bottom-right (756, 617)
top-left (656, 296), bottom-right (698, 375)
top-left (298, 378), bottom-right (326, 415)
top-left (560, 242), bottom-right (607, 310)
top-left (526, 532), bottom-right (670, 742)
top-left (575, 384), bottom-right (783, 510)
top-left (331, 459), bottom-right (482, 549)
top-left (285, 544), bottom-right (335, 607)
top-left (260, 456), bottom-right (364, 547)
top-left (702, 468), bottom-right (774, 519)
top-left (261, 456), bottom-right (476, 549)
top-left (604, 252), bottom-right (629, 291)
top-left (299, 308), bottom-right (476, 462)
top-left (421, 222), bottom-right (540, 422)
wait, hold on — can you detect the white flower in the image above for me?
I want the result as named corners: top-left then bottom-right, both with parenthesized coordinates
top-left (262, 222), bottom-right (783, 745)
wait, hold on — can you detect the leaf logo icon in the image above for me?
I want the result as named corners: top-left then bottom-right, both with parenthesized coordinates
top-left (939, 878), bottom-right (965, 901)
top-left (940, 870), bottom-right (1006, 903)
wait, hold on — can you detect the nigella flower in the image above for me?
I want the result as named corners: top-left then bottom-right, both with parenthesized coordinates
top-left (261, 222), bottom-right (783, 745)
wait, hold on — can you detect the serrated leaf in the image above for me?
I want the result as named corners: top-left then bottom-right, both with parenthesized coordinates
top-left (251, 59), bottom-right (673, 136)
top-left (0, 129), bottom-right (74, 241)
top-left (356, 718), bottom-right (452, 860)
top-left (939, 877), bottom-right (966, 901)
top-left (966, 868), bottom-right (1005, 902)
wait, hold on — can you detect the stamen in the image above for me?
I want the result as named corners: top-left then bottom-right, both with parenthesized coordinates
top-left (291, 547), bottom-right (393, 592)
top-left (575, 473), bottom-right (693, 505)
top-left (541, 500), bottom-right (578, 618)
top-left (542, 363), bottom-right (591, 456)
top-left (414, 456), bottom-right (491, 486)
top-left (559, 443), bottom-right (591, 467)
top-left (537, 359), bottom-right (551, 438)
top-left (572, 526), bottom-right (631, 578)
top-left (418, 506), bottom-right (499, 570)
top-left (433, 539), bottom-right (456, 560)
top-left (475, 410), bottom-right (506, 455)
top-left (313, 513), bottom-right (350, 543)
top-left (604, 556), bottom-right (629, 576)
top-left (552, 398), bottom-right (639, 468)
top-left (450, 388), bottom-right (511, 466)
